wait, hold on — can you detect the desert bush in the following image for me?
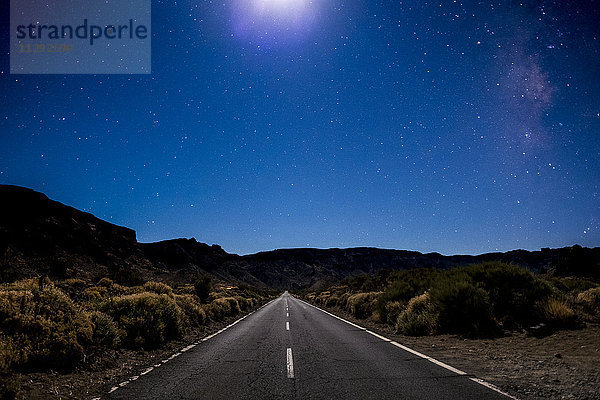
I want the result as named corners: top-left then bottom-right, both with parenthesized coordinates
top-left (576, 287), bottom-right (600, 319)
top-left (325, 294), bottom-right (340, 308)
top-left (81, 286), bottom-right (107, 302)
top-left (57, 279), bottom-right (88, 300)
top-left (545, 276), bottom-right (598, 294)
top-left (304, 293), bottom-right (317, 303)
top-left (315, 291), bottom-right (331, 307)
top-left (344, 274), bottom-right (382, 292)
top-left (0, 376), bottom-right (18, 400)
top-left (97, 277), bottom-right (114, 288)
top-left (112, 283), bottom-right (144, 296)
top-left (537, 297), bottom-right (577, 328)
top-left (194, 275), bottom-right (212, 303)
top-left (100, 293), bottom-right (183, 349)
top-left (0, 336), bottom-right (19, 375)
top-left (90, 311), bottom-right (122, 348)
top-left (347, 292), bottom-right (381, 319)
top-left (174, 294), bottom-right (206, 327)
top-left (110, 267), bottom-right (144, 286)
top-left (462, 262), bottom-right (553, 329)
top-left (429, 275), bottom-right (497, 336)
top-left (376, 269), bottom-right (440, 322)
top-left (396, 292), bottom-right (439, 336)
top-left (1, 279), bottom-right (38, 292)
top-left (337, 292), bottom-right (351, 309)
top-left (385, 301), bottom-right (404, 326)
top-left (204, 297), bottom-right (233, 321)
top-left (224, 297), bottom-right (241, 314)
top-left (0, 286), bottom-right (93, 368)
top-left (235, 296), bottom-right (251, 311)
top-left (143, 281), bottom-right (173, 296)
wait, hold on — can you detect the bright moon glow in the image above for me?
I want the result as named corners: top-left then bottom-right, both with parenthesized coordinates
top-left (252, 0), bottom-right (311, 17)
top-left (231, 0), bottom-right (318, 45)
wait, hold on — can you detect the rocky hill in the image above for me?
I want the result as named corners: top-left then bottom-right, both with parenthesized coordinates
top-left (1, 184), bottom-right (598, 288)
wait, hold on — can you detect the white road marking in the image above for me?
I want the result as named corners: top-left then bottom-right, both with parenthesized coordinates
top-left (296, 297), bottom-right (518, 400)
top-left (365, 329), bottom-right (392, 342)
top-left (286, 312), bottom-right (289, 317)
top-left (286, 321), bottom-right (290, 330)
top-left (286, 348), bottom-right (295, 378)
top-left (469, 377), bottom-right (519, 399)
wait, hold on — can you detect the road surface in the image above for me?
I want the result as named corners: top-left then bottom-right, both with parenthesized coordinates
top-left (105, 292), bottom-right (513, 399)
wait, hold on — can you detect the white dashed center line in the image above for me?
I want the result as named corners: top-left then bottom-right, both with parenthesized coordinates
top-left (286, 321), bottom-right (290, 330)
top-left (286, 348), bottom-right (295, 378)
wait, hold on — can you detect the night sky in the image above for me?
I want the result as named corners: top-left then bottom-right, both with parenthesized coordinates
top-left (1, 1), bottom-right (599, 255)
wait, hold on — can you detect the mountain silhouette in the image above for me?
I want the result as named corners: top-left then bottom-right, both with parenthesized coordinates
top-left (1, 184), bottom-right (598, 288)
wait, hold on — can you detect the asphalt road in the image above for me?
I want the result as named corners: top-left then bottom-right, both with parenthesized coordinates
top-left (105, 292), bottom-right (512, 400)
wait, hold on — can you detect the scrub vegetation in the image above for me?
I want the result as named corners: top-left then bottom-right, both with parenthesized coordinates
top-left (0, 276), bottom-right (271, 399)
top-left (303, 262), bottom-right (599, 338)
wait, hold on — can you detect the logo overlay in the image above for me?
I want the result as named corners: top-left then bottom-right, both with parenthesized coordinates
top-left (10, 0), bottom-right (151, 74)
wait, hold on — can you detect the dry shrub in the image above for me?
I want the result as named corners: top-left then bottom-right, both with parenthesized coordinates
top-left (97, 277), bottom-right (114, 288)
top-left (174, 294), bottom-right (206, 327)
top-left (143, 281), bottom-right (173, 296)
top-left (316, 291), bottom-right (331, 307)
top-left (246, 298), bottom-right (257, 309)
top-left (325, 294), bottom-right (340, 308)
top-left (385, 301), bottom-right (404, 326)
top-left (0, 374), bottom-right (18, 400)
top-left (0, 335), bottom-right (19, 374)
top-left (204, 298), bottom-right (233, 321)
top-left (224, 297), bottom-right (241, 314)
top-left (57, 278), bottom-right (88, 300)
top-left (100, 293), bottom-right (183, 349)
top-left (337, 292), bottom-right (351, 309)
top-left (81, 286), bottom-right (107, 302)
top-left (0, 285), bottom-right (93, 369)
top-left (537, 297), bottom-right (577, 328)
top-left (576, 287), bottom-right (600, 319)
top-left (1, 279), bottom-right (38, 292)
top-left (112, 283), bottom-right (144, 296)
top-left (235, 296), bottom-right (252, 311)
top-left (346, 292), bottom-right (381, 319)
top-left (396, 292), bottom-right (438, 336)
top-left (90, 311), bottom-right (122, 348)
top-left (305, 293), bottom-right (317, 303)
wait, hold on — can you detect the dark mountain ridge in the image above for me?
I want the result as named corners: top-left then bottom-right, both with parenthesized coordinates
top-left (1, 184), bottom-right (598, 288)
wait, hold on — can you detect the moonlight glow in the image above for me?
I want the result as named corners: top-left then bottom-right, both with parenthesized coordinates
top-left (231, 0), bottom-right (319, 46)
top-left (252, 0), bottom-right (311, 15)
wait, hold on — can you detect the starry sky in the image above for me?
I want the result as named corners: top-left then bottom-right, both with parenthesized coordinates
top-left (1, 1), bottom-right (599, 255)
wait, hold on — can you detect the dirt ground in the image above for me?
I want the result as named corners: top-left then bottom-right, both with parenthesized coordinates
top-left (397, 327), bottom-right (600, 400)
top-left (11, 305), bottom-right (600, 400)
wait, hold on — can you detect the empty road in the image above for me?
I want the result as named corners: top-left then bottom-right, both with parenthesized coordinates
top-left (104, 292), bottom-right (513, 400)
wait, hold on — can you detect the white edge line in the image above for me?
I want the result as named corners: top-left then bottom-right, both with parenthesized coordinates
top-left (101, 297), bottom-right (278, 397)
top-left (295, 297), bottom-right (518, 400)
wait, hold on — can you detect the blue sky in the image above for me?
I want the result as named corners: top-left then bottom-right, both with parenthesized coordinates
top-left (1, 0), bottom-right (599, 255)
